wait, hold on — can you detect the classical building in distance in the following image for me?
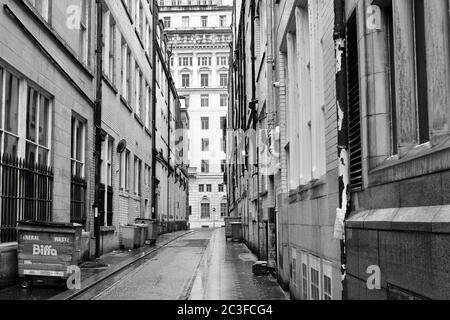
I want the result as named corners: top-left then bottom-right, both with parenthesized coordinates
top-left (159, 0), bottom-right (232, 229)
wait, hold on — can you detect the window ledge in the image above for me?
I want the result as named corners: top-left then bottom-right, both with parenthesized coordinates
top-left (121, 1), bottom-right (134, 25)
top-left (134, 28), bottom-right (145, 50)
top-left (120, 96), bottom-right (133, 113)
top-left (103, 74), bottom-right (118, 94)
top-left (346, 205), bottom-right (450, 234)
top-left (369, 137), bottom-right (450, 186)
top-left (134, 113), bottom-right (144, 127)
top-left (145, 127), bottom-right (152, 138)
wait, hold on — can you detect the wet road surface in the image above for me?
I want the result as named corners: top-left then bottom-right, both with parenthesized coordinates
top-left (79, 228), bottom-right (287, 300)
top-left (83, 229), bottom-right (213, 300)
top-left (0, 228), bottom-right (288, 300)
top-left (189, 229), bottom-right (287, 300)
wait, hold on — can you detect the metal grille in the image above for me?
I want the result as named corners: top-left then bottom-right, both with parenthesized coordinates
top-left (0, 155), bottom-right (53, 243)
top-left (98, 184), bottom-right (113, 227)
top-left (71, 175), bottom-right (87, 225)
top-left (346, 12), bottom-right (363, 191)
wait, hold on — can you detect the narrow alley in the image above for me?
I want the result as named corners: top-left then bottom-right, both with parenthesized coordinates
top-left (76, 228), bottom-right (286, 300)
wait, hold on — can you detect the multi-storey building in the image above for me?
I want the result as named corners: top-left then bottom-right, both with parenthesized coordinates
top-left (159, 0), bottom-right (231, 229)
top-left (343, 0), bottom-right (450, 300)
top-left (229, 0), bottom-right (342, 300)
top-left (153, 15), bottom-right (189, 233)
top-left (0, 0), bottom-right (189, 288)
top-left (229, 0), bottom-right (450, 301)
top-left (0, 0), bottom-right (97, 287)
top-left (98, 0), bottom-right (156, 254)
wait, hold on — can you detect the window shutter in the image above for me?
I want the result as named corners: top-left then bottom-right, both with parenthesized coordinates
top-left (346, 12), bottom-right (363, 191)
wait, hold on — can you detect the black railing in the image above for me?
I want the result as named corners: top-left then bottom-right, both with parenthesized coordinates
top-left (0, 155), bottom-right (53, 243)
top-left (71, 175), bottom-right (87, 226)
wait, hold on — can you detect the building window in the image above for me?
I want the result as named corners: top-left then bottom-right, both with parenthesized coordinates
top-left (121, 40), bottom-right (132, 103)
top-left (201, 117), bottom-right (209, 130)
top-left (221, 138), bottom-right (226, 152)
top-left (346, 12), bottom-right (363, 190)
top-left (302, 263), bottom-right (308, 300)
top-left (219, 15), bottom-right (226, 27)
top-left (79, 0), bottom-right (90, 65)
top-left (181, 74), bottom-right (190, 87)
top-left (217, 56), bottom-right (228, 66)
top-left (199, 57), bottom-right (212, 66)
top-left (199, 184), bottom-right (204, 192)
top-left (219, 73), bottom-right (228, 87)
top-left (220, 117), bottom-right (227, 130)
top-left (201, 16), bottom-right (208, 27)
top-left (201, 94), bottom-right (209, 107)
top-left (179, 56), bottom-right (192, 66)
top-left (323, 275), bottom-right (332, 300)
top-left (0, 68), bottom-right (53, 163)
top-left (206, 184), bottom-right (212, 192)
top-left (107, 14), bottom-right (116, 83)
top-left (71, 116), bottom-right (86, 179)
top-left (120, 150), bottom-right (130, 191)
top-left (182, 16), bottom-right (189, 28)
top-left (201, 160), bottom-right (209, 173)
top-left (413, 0), bottom-right (429, 144)
top-left (163, 17), bottom-right (171, 28)
top-left (311, 267), bottom-right (320, 300)
top-left (0, 69), bottom-right (20, 158)
top-left (135, 66), bottom-right (142, 117)
top-left (221, 160), bottom-right (226, 173)
top-left (27, 0), bottom-right (50, 22)
top-left (218, 184), bottom-right (224, 192)
top-left (201, 138), bottom-right (209, 151)
top-left (200, 199), bottom-right (210, 219)
top-left (201, 74), bottom-right (209, 87)
top-left (26, 86), bottom-right (52, 166)
top-left (220, 94), bottom-right (228, 107)
top-left (134, 156), bottom-right (142, 196)
top-left (145, 82), bottom-right (151, 129)
top-left (220, 201), bottom-right (227, 217)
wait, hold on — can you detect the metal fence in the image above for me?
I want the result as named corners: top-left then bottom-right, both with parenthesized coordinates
top-left (0, 155), bottom-right (53, 243)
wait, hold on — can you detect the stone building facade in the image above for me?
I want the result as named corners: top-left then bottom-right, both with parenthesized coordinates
top-left (228, 0), bottom-right (342, 300)
top-left (159, 0), bottom-right (231, 229)
top-left (0, 0), bottom-right (96, 287)
top-left (0, 0), bottom-right (189, 288)
top-left (228, 0), bottom-right (450, 300)
top-left (344, 0), bottom-right (450, 300)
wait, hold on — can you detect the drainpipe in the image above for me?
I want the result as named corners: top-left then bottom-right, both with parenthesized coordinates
top-left (93, 0), bottom-right (104, 258)
top-left (151, 1), bottom-right (158, 221)
top-left (334, 0), bottom-right (350, 301)
top-left (266, 0), bottom-right (276, 269)
top-left (249, 0), bottom-right (260, 258)
top-left (167, 52), bottom-right (171, 230)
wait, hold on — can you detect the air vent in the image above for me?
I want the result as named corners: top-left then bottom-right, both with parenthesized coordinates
top-left (346, 12), bottom-right (363, 191)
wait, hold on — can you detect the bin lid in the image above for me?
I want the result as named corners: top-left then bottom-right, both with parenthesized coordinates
top-left (18, 220), bottom-right (83, 228)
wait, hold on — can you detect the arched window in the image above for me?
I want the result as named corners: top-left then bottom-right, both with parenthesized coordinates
top-left (200, 197), bottom-right (210, 219)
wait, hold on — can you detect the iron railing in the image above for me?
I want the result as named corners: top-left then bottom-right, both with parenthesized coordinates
top-left (0, 155), bottom-right (53, 243)
top-left (71, 175), bottom-right (87, 226)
